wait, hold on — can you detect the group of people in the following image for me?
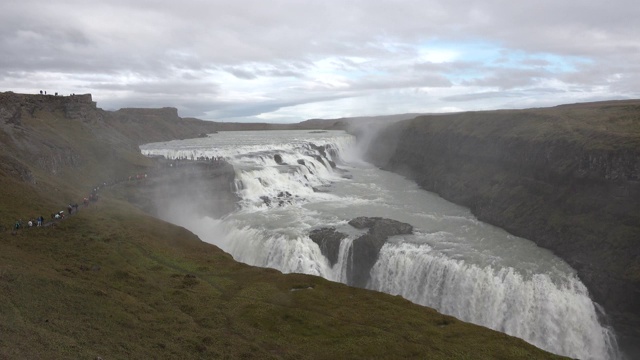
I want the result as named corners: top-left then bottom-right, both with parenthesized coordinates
top-left (38, 90), bottom-right (77, 96)
top-left (13, 216), bottom-right (46, 229)
top-left (13, 199), bottom-right (93, 232)
top-left (8, 157), bottom-right (229, 234)
top-left (9, 169), bottom-right (158, 233)
top-left (39, 90), bottom-right (59, 96)
top-left (9, 178), bottom-right (115, 233)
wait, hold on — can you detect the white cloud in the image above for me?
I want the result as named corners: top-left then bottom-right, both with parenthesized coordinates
top-left (1, 0), bottom-right (639, 122)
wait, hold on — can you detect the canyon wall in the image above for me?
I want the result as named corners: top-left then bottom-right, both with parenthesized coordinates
top-left (363, 101), bottom-right (640, 357)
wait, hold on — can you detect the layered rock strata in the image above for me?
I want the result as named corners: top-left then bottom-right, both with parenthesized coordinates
top-left (362, 103), bottom-right (640, 357)
top-left (310, 217), bottom-right (413, 287)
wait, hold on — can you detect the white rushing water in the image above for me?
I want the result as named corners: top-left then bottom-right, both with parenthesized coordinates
top-left (141, 130), bottom-right (619, 359)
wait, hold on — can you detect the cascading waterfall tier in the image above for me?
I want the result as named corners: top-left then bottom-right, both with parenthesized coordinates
top-left (141, 130), bottom-right (620, 360)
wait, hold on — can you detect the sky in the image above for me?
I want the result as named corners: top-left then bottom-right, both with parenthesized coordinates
top-left (1, 0), bottom-right (639, 123)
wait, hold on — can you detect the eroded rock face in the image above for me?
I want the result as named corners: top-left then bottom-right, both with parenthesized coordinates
top-left (363, 107), bottom-right (640, 358)
top-left (274, 154), bottom-right (285, 165)
top-left (309, 228), bottom-right (347, 267)
top-left (308, 217), bottom-right (413, 287)
top-left (348, 217), bottom-right (413, 234)
top-left (309, 143), bottom-right (337, 168)
top-left (347, 217), bottom-right (413, 288)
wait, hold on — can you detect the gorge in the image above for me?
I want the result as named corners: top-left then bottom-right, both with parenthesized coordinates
top-left (2, 92), bottom-right (638, 359)
top-left (361, 103), bottom-right (640, 358)
top-left (140, 128), bottom-right (625, 359)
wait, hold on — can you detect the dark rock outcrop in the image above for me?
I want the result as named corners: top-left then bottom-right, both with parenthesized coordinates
top-left (308, 217), bottom-right (413, 286)
top-left (363, 102), bottom-right (640, 358)
top-left (274, 154), bottom-right (285, 165)
top-left (347, 217), bottom-right (413, 288)
top-left (309, 228), bottom-right (348, 267)
top-left (309, 143), bottom-right (337, 168)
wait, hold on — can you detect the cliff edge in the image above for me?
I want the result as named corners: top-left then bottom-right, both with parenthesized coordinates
top-left (364, 100), bottom-right (640, 358)
top-left (0, 92), bottom-right (566, 359)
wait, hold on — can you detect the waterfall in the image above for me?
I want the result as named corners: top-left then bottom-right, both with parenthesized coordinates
top-left (141, 130), bottom-right (620, 360)
top-left (369, 242), bottom-right (618, 360)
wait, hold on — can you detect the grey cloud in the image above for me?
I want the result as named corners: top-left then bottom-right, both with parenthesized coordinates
top-left (1, 0), bottom-right (639, 119)
top-left (91, 80), bottom-right (219, 96)
top-left (225, 67), bottom-right (258, 80)
top-left (462, 68), bottom-right (550, 90)
top-left (351, 74), bottom-right (452, 91)
top-left (441, 87), bottom-right (567, 103)
top-left (441, 91), bottom-right (520, 102)
top-left (265, 69), bottom-right (304, 78)
top-left (223, 65), bottom-right (305, 80)
top-left (519, 58), bottom-right (552, 67)
top-left (205, 93), bottom-right (354, 120)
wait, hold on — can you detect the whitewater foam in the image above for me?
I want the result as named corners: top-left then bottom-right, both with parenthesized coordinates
top-left (141, 130), bottom-right (620, 360)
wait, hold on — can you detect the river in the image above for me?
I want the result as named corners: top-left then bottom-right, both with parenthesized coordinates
top-left (140, 129), bottom-right (619, 359)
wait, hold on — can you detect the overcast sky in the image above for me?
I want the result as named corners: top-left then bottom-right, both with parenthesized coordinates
top-left (1, 0), bottom-right (639, 122)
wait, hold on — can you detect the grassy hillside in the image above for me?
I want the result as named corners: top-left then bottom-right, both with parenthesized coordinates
top-left (1, 199), bottom-right (564, 359)
top-left (0, 92), bottom-right (566, 359)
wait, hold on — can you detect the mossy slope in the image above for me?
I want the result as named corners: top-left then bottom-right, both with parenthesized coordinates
top-left (0, 92), bottom-right (566, 359)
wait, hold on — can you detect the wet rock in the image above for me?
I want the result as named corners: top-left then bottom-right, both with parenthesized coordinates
top-left (347, 217), bottom-right (413, 288)
top-left (311, 154), bottom-right (325, 166)
top-left (309, 143), bottom-right (328, 158)
top-left (309, 228), bottom-right (348, 267)
top-left (260, 196), bottom-right (271, 207)
top-left (348, 217), bottom-right (413, 234)
top-left (274, 154), bottom-right (285, 165)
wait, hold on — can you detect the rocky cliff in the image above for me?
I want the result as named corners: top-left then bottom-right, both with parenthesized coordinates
top-left (0, 92), bottom-right (134, 189)
top-left (0, 92), bottom-right (226, 224)
top-left (364, 100), bottom-right (640, 358)
top-left (310, 217), bottom-right (413, 288)
top-left (0, 92), bottom-right (568, 359)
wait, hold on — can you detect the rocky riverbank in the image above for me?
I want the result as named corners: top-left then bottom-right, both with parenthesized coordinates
top-left (362, 100), bottom-right (640, 358)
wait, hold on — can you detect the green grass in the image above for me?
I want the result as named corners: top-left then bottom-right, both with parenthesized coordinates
top-left (410, 100), bottom-right (640, 150)
top-left (0, 199), bottom-right (567, 359)
top-left (0, 93), bottom-right (568, 359)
